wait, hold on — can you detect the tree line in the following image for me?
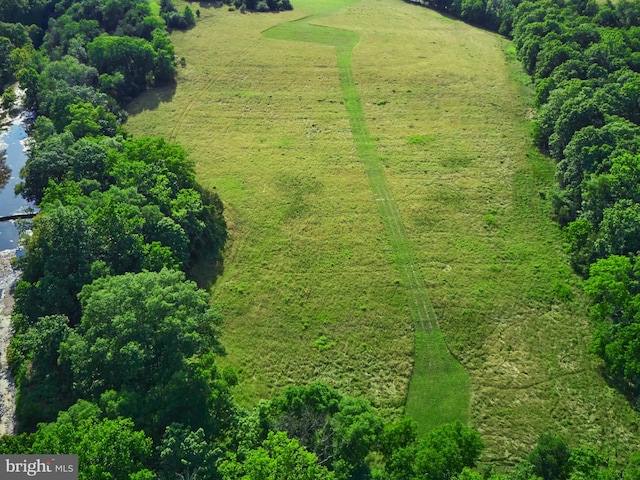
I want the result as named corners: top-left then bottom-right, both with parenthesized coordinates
top-left (509, 0), bottom-right (640, 413)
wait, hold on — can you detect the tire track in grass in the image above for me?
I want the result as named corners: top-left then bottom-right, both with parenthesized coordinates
top-left (169, 11), bottom-right (265, 141)
top-left (263, 1), bottom-right (471, 431)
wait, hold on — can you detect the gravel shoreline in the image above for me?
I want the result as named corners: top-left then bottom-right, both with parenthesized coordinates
top-left (0, 248), bottom-right (18, 436)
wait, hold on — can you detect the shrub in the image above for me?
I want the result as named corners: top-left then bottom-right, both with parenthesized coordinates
top-left (1, 86), bottom-right (16, 109)
top-left (256, 1), bottom-right (270, 12)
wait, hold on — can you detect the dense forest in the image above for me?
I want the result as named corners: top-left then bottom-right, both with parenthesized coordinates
top-left (2, 0), bottom-right (640, 477)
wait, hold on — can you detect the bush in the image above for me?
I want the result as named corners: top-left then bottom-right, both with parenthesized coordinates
top-left (528, 434), bottom-right (570, 480)
top-left (256, 0), bottom-right (270, 12)
top-left (1, 86), bottom-right (16, 110)
top-left (184, 6), bottom-right (196, 27)
top-left (163, 12), bottom-right (188, 30)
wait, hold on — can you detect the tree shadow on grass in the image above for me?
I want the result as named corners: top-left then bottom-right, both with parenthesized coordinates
top-left (188, 249), bottom-right (225, 292)
top-left (187, 185), bottom-right (228, 291)
top-left (126, 81), bottom-right (177, 117)
top-left (195, 1), bottom-right (223, 9)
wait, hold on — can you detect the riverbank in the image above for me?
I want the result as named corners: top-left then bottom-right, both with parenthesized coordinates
top-left (0, 248), bottom-right (18, 435)
top-left (0, 86), bottom-right (29, 436)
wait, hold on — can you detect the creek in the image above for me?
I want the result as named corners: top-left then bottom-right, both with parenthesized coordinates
top-left (0, 110), bottom-right (30, 251)
top-left (0, 105), bottom-right (32, 436)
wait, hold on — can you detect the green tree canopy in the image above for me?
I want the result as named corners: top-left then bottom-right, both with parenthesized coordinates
top-left (219, 431), bottom-right (336, 480)
top-left (60, 269), bottom-right (230, 437)
top-left (31, 400), bottom-right (154, 480)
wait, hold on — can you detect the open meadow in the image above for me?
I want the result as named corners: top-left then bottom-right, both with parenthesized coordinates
top-left (126, 0), bottom-right (640, 463)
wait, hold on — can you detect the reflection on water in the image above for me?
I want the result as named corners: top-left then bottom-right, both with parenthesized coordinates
top-left (0, 150), bottom-right (9, 191)
top-left (0, 112), bottom-right (30, 252)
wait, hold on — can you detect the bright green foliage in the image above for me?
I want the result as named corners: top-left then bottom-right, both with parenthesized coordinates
top-left (584, 255), bottom-right (635, 323)
top-left (151, 28), bottom-right (175, 84)
top-left (109, 136), bottom-right (196, 195)
top-left (457, 467), bottom-right (486, 480)
top-left (0, 433), bottom-right (35, 454)
top-left (568, 447), bottom-right (603, 480)
top-left (378, 418), bottom-right (419, 480)
top-left (31, 401), bottom-right (154, 480)
top-left (597, 200), bottom-right (640, 256)
top-left (14, 185), bottom-right (190, 325)
top-left (13, 205), bottom-right (96, 326)
top-left (38, 55), bottom-right (99, 93)
top-left (14, 134), bottom-right (225, 325)
top-left (330, 397), bottom-right (384, 478)
top-left (59, 269), bottom-right (229, 436)
top-left (42, 15), bottom-right (102, 58)
top-left (504, 461), bottom-right (538, 480)
top-left (501, 441), bottom-right (640, 480)
top-left (584, 255), bottom-right (640, 396)
top-left (64, 102), bottom-right (119, 139)
top-left (1, 85), bottom-right (16, 109)
top-left (107, 137), bottom-right (224, 259)
top-left (379, 417), bottom-right (418, 458)
top-left (18, 131), bottom-right (77, 203)
top-left (413, 422), bottom-right (484, 480)
top-left (585, 256), bottom-right (640, 398)
top-left (3, 0), bottom-right (222, 466)
top-left (0, 20), bottom-right (35, 89)
top-left (376, 419), bottom-right (483, 479)
top-left (219, 431), bottom-right (336, 480)
top-left (158, 424), bottom-right (215, 480)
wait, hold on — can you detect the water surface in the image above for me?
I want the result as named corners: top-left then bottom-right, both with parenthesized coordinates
top-left (0, 113), bottom-right (30, 252)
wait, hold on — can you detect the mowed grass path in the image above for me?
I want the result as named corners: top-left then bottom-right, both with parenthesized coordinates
top-left (127, 0), bottom-right (640, 463)
top-left (263, 1), bottom-right (470, 433)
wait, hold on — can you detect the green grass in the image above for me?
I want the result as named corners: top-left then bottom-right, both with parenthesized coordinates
top-left (265, 0), bottom-right (470, 432)
top-left (126, 0), bottom-right (640, 464)
top-left (130, 0), bottom-right (416, 421)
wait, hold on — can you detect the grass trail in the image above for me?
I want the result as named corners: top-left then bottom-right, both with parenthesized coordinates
top-left (264, 4), bottom-right (471, 430)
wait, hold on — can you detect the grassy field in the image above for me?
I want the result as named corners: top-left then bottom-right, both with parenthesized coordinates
top-left (263, 2), bottom-right (470, 433)
top-left (126, 0), bottom-right (640, 464)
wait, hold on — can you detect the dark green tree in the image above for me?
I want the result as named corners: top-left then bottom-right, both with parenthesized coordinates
top-left (158, 424), bottom-right (215, 480)
top-left (413, 421), bottom-right (484, 480)
top-left (261, 383), bottom-right (383, 479)
top-left (528, 434), bottom-right (571, 480)
top-left (13, 204), bottom-right (97, 327)
top-left (60, 269), bottom-right (229, 437)
top-left (87, 34), bottom-right (156, 100)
